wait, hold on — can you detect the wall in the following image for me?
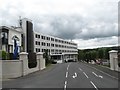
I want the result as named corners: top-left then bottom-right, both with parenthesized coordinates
top-left (2, 60), bottom-right (22, 78)
top-left (1, 52), bottom-right (46, 79)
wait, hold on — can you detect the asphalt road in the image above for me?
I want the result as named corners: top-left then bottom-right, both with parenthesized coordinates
top-left (2, 62), bottom-right (119, 89)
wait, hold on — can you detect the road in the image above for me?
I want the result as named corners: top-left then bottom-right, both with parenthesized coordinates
top-left (3, 62), bottom-right (119, 89)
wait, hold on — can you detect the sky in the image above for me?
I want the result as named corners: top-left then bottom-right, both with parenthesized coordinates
top-left (0, 0), bottom-right (119, 49)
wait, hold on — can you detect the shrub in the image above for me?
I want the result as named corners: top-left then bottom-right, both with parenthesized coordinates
top-left (0, 50), bottom-right (10, 60)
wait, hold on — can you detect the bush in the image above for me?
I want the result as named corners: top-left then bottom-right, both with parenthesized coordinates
top-left (0, 50), bottom-right (10, 60)
top-left (2, 51), bottom-right (7, 60)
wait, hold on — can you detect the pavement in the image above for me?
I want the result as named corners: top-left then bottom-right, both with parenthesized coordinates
top-left (2, 62), bottom-right (119, 90)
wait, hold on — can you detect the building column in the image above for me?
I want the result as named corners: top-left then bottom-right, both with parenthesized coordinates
top-left (37, 52), bottom-right (46, 70)
top-left (19, 52), bottom-right (28, 76)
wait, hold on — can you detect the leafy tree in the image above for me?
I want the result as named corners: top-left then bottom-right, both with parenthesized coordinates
top-left (98, 48), bottom-right (104, 59)
top-left (43, 49), bottom-right (51, 65)
top-left (104, 48), bottom-right (111, 59)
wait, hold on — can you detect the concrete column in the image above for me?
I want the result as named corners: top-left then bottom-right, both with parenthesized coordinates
top-left (109, 50), bottom-right (118, 71)
top-left (19, 52), bottom-right (28, 76)
top-left (37, 52), bottom-right (46, 70)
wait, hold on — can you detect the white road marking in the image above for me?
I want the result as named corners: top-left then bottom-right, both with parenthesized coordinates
top-left (79, 68), bottom-right (83, 71)
top-left (92, 72), bottom-right (98, 77)
top-left (66, 72), bottom-right (68, 78)
top-left (67, 64), bottom-right (70, 70)
top-left (84, 64), bottom-right (118, 80)
top-left (64, 85), bottom-right (66, 89)
top-left (75, 72), bottom-right (77, 77)
top-left (64, 81), bottom-right (67, 90)
top-left (83, 72), bottom-right (89, 78)
top-left (92, 72), bottom-right (103, 78)
top-left (65, 81), bottom-right (67, 85)
top-left (98, 75), bottom-right (103, 78)
top-left (72, 72), bottom-right (77, 78)
top-left (90, 81), bottom-right (98, 90)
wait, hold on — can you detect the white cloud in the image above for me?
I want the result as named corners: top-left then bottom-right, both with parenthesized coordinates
top-left (0, 0), bottom-right (119, 49)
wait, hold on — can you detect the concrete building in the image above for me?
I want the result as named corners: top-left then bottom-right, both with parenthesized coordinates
top-left (34, 32), bottom-right (78, 63)
top-left (1, 18), bottom-right (78, 63)
top-left (0, 26), bottom-right (23, 54)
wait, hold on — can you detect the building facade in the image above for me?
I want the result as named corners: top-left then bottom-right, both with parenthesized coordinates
top-left (0, 26), bottom-right (22, 54)
top-left (1, 18), bottom-right (78, 63)
top-left (34, 32), bottom-right (78, 63)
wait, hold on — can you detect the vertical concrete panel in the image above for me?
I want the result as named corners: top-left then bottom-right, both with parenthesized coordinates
top-left (19, 52), bottom-right (28, 76)
top-left (109, 50), bottom-right (118, 71)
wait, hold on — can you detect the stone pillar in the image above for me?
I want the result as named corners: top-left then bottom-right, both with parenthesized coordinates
top-left (37, 52), bottom-right (46, 70)
top-left (109, 50), bottom-right (118, 71)
top-left (19, 52), bottom-right (28, 76)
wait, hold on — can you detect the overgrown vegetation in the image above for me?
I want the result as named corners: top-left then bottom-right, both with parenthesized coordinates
top-left (78, 46), bottom-right (118, 62)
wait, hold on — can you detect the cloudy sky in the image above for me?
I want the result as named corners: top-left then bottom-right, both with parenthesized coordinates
top-left (0, 0), bottom-right (119, 49)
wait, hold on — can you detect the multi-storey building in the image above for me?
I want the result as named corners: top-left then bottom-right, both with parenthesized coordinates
top-left (34, 32), bottom-right (78, 63)
top-left (1, 18), bottom-right (78, 63)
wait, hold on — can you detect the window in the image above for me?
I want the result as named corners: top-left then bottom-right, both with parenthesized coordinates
top-left (47, 43), bottom-right (50, 46)
top-left (51, 38), bottom-right (54, 41)
top-left (42, 42), bottom-right (46, 46)
top-left (36, 48), bottom-right (40, 52)
top-left (55, 39), bottom-right (58, 42)
top-left (36, 34), bottom-right (38, 38)
top-left (41, 36), bottom-right (45, 40)
top-left (47, 37), bottom-right (50, 40)
top-left (51, 44), bottom-right (54, 47)
top-left (35, 41), bottom-right (37, 45)
top-left (55, 44), bottom-right (58, 47)
top-left (38, 35), bottom-right (40, 38)
top-left (38, 42), bottom-right (40, 45)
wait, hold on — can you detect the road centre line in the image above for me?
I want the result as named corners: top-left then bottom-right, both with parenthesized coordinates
top-left (64, 81), bottom-right (67, 90)
top-left (83, 72), bottom-right (89, 78)
top-left (66, 72), bottom-right (68, 78)
top-left (65, 81), bottom-right (67, 85)
top-left (90, 81), bottom-right (98, 90)
top-left (84, 63), bottom-right (118, 80)
top-left (67, 64), bottom-right (70, 70)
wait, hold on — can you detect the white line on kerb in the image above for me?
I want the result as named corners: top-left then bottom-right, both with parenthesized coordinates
top-left (66, 72), bottom-right (68, 78)
top-left (83, 72), bottom-right (89, 78)
top-left (79, 68), bottom-right (83, 71)
top-left (90, 81), bottom-right (98, 90)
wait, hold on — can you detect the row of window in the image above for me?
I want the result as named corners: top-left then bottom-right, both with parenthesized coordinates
top-left (36, 48), bottom-right (78, 53)
top-left (35, 34), bottom-right (77, 46)
top-left (35, 41), bottom-right (77, 49)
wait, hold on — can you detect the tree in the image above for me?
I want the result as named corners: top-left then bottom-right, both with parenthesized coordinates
top-left (104, 48), bottom-right (111, 59)
top-left (43, 49), bottom-right (51, 65)
top-left (78, 50), bottom-right (85, 61)
top-left (98, 48), bottom-right (104, 59)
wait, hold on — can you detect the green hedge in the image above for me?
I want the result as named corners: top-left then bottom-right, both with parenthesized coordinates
top-left (0, 50), bottom-right (9, 60)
